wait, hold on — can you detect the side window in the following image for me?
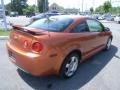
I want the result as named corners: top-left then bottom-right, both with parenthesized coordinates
top-left (71, 21), bottom-right (88, 33)
top-left (86, 19), bottom-right (103, 32)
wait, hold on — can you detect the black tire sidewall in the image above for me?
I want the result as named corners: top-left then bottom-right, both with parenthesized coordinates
top-left (60, 53), bottom-right (79, 79)
top-left (105, 38), bottom-right (112, 50)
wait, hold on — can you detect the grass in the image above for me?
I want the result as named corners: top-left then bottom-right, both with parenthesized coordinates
top-left (0, 29), bottom-right (10, 36)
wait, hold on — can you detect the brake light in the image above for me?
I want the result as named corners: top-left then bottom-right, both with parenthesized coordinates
top-left (32, 42), bottom-right (43, 52)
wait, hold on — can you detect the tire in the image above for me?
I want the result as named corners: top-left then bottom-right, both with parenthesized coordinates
top-left (105, 38), bottom-right (112, 50)
top-left (60, 53), bottom-right (80, 79)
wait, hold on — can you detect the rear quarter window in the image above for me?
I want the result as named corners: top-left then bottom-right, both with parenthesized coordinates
top-left (71, 21), bottom-right (89, 33)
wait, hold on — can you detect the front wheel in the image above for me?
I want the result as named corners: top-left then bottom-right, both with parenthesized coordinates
top-left (60, 53), bottom-right (79, 79)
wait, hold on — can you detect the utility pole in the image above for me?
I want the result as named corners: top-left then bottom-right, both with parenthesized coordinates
top-left (82, 0), bottom-right (84, 12)
top-left (44, 0), bottom-right (48, 12)
top-left (44, 0), bottom-right (46, 12)
top-left (35, 0), bottom-right (37, 14)
top-left (42, 0), bottom-right (45, 13)
top-left (110, 0), bottom-right (111, 3)
top-left (1, 0), bottom-right (7, 30)
top-left (93, 0), bottom-right (95, 10)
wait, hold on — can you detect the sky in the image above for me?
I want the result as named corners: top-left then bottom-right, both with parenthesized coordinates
top-left (2, 0), bottom-right (120, 11)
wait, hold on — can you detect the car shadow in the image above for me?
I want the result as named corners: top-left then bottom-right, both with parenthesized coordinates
top-left (17, 45), bottom-right (118, 90)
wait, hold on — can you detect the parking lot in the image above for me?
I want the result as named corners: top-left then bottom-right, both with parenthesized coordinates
top-left (0, 16), bottom-right (30, 29)
top-left (0, 17), bottom-right (120, 90)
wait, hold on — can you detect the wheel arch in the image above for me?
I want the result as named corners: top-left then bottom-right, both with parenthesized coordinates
top-left (110, 35), bottom-right (113, 40)
top-left (65, 49), bottom-right (82, 60)
top-left (58, 49), bottom-right (82, 74)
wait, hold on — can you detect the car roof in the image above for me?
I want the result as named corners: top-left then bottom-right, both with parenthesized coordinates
top-left (50, 15), bottom-right (87, 20)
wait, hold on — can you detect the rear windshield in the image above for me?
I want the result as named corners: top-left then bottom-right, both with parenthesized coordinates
top-left (27, 17), bottom-right (73, 32)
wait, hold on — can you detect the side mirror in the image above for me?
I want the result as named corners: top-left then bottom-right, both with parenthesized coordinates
top-left (104, 27), bottom-right (110, 31)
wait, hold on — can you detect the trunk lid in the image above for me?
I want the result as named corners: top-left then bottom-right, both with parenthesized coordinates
top-left (9, 25), bottom-right (49, 52)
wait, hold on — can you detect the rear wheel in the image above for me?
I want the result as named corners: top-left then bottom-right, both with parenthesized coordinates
top-left (105, 38), bottom-right (112, 50)
top-left (60, 53), bottom-right (79, 78)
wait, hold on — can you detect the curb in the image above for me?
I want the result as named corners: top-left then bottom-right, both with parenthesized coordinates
top-left (0, 36), bottom-right (9, 40)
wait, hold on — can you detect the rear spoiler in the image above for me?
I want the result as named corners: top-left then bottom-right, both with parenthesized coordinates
top-left (12, 25), bottom-right (47, 35)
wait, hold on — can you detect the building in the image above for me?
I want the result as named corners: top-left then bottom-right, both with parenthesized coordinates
top-left (49, 3), bottom-right (64, 13)
top-left (49, 3), bottom-right (79, 14)
top-left (64, 8), bottom-right (79, 14)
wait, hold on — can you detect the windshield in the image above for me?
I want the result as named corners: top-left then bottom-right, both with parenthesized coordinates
top-left (27, 17), bottom-right (73, 32)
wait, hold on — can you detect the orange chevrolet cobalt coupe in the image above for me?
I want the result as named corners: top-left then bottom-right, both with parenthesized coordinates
top-left (6, 15), bottom-right (112, 78)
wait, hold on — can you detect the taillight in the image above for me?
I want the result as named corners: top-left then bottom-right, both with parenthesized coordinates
top-left (32, 42), bottom-right (43, 52)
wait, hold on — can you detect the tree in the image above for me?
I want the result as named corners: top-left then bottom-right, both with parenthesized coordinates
top-left (11, 0), bottom-right (27, 15)
top-left (103, 1), bottom-right (112, 13)
top-left (90, 7), bottom-right (94, 13)
top-left (5, 3), bottom-right (11, 12)
top-left (5, 3), bottom-right (11, 15)
top-left (23, 5), bottom-right (38, 14)
top-left (95, 5), bottom-right (104, 13)
top-left (37, 0), bottom-right (48, 13)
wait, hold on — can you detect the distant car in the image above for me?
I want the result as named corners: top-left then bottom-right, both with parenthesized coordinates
top-left (7, 15), bottom-right (113, 78)
top-left (98, 15), bottom-right (105, 20)
top-left (98, 14), bottom-right (111, 20)
top-left (105, 15), bottom-right (115, 21)
top-left (114, 15), bottom-right (120, 24)
top-left (0, 14), bottom-right (3, 18)
top-left (26, 12), bottom-right (35, 17)
top-left (10, 12), bottom-right (18, 17)
top-left (0, 10), bottom-right (3, 18)
top-left (30, 13), bottom-right (61, 23)
top-left (91, 14), bottom-right (100, 19)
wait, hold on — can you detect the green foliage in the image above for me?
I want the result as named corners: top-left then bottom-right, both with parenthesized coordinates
top-left (23, 5), bottom-right (37, 14)
top-left (5, 3), bottom-right (11, 12)
top-left (103, 1), bottom-right (112, 13)
top-left (95, 1), bottom-right (112, 13)
top-left (5, 3), bottom-right (11, 15)
top-left (37, 0), bottom-right (48, 13)
top-left (110, 7), bottom-right (120, 14)
top-left (0, 30), bottom-right (10, 36)
top-left (90, 7), bottom-right (94, 13)
top-left (5, 2), bottom-right (38, 15)
top-left (95, 5), bottom-right (104, 13)
top-left (11, 0), bottom-right (28, 15)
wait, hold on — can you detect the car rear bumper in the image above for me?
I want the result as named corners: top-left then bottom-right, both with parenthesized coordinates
top-left (6, 42), bottom-right (56, 76)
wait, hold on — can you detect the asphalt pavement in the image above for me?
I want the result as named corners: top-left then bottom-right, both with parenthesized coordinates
top-left (0, 21), bottom-right (120, 90)
top-left (0, 16), bottom-right (30, 29)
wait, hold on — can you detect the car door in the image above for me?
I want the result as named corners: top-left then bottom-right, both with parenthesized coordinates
top-left (86, 19), bottom-right (107, 52)
top-left (70, 20), bottom-right (99, 60)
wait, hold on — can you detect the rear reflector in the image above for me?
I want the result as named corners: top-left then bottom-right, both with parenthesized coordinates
top-left (32, 42), bottom-right (43, 52)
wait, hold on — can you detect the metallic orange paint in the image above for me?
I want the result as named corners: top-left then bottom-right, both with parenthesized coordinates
top-left (6, 16), bottom-right (112, 76)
